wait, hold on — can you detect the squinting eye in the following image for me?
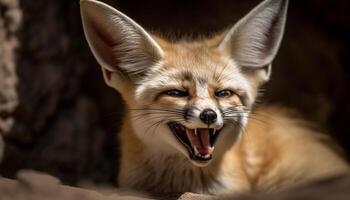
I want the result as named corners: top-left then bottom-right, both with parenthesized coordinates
top-left (215, 90), bottom-right (234, 98)
top-left (164, 89), bottom-right (189, 97)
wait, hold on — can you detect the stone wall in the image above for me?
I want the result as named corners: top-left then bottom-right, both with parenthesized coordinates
top-left (0, 0), bottom-right (21, 160)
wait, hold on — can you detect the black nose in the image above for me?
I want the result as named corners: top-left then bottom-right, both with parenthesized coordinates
top-left (200, 109), bottom-right (217, 125)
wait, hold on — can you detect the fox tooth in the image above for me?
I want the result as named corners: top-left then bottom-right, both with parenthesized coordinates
top-left (203, 154), bottom-right (210, 159)
top-left (194, 146), bottom-right (200, 156)
top-left (209, 147), bottom-right (214, 154)
top-left (194, 128), bottom-right (198, 136)
top-left (213, 129), bottom-right (217, 135)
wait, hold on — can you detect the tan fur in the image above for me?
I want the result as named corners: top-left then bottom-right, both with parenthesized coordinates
top-left (239, 107), bottom-right (349, 191)
top-left (115, 37), bottom-right (350, 193)
top-left (80, 0), bottom-right (349, 196)
top-left (117, 106), bottom-right (349, 194)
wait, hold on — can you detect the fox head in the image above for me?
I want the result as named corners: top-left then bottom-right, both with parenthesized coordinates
top-left (80, 0), bottom-right (288, 167)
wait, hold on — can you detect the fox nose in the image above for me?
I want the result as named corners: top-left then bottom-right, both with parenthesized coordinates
top-left (200, 109), bottom-right (217, 125)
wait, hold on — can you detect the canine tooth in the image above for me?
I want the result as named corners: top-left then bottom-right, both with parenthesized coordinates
top-left (194, 146), bottom-right (200, 156)
top-left (194, 128), bottom-right (198, 136)
top-left (209, 147), bottom-right (214, 154)
top-left (213, 129), bottom-right (217, 135)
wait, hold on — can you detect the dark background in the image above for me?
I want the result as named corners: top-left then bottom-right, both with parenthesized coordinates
top-left (0, 0), bottom-right (349, 186)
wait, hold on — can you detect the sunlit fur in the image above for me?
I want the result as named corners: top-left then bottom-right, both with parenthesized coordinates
top-left (116, 35), bottom-right (349, 195)
top-left (80, 0), bottom-right (350, 195)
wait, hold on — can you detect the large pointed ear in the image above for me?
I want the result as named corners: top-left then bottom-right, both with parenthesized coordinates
top-left (80, 0), bottom-right (163, 87)
top-left (219, 0), bottom-right (288, 82)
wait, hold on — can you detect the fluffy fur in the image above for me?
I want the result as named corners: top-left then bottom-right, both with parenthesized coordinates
top-left (80, 0), bottom-right (349, 195)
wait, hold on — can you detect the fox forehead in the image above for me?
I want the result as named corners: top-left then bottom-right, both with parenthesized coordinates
top-left (154, 35), bottom-right (232, 72)
top-left (135, 39), bottom-right (252, 104)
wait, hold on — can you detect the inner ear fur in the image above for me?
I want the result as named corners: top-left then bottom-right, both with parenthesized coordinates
top-left (80, 0), bottom-right (163, 87)
top-left (219, 0), bottom-right (288, 83)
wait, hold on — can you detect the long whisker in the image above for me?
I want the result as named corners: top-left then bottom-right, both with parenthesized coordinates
top-left (142, 117), bottom-right (188, 136)
top-left (129, 108), bottom-right (185, 113)
top-left (130, 113), bottom-right (185, 121)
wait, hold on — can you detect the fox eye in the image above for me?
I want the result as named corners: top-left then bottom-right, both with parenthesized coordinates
top-left (164, 89), bottom-right (189, 97)
top-left (215, 90), bottom-right (234, 98)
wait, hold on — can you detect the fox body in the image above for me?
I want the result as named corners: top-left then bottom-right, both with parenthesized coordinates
top-left (80, 0), bottom-right (349, 195)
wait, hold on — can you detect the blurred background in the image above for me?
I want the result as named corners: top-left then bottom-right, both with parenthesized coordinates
top-left (0, 0), bottom-right (349, 186)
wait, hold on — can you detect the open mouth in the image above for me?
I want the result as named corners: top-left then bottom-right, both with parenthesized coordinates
top-left (168, 122), bottom-right (222, 162)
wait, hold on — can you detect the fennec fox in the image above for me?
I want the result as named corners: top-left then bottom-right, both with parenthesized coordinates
top-left (80, 0), bottom-right (349, 195)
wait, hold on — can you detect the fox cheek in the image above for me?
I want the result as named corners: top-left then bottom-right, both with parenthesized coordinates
top-left (184, 109), bottom-right (193, 121)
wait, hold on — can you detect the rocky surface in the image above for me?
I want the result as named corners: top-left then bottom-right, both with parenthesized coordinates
top-left (0, 0), bottom-right (21, 160)
top-left (0, 170), bottom-right (350, 200)
top-left (0, 0), bottom-right (121, 185)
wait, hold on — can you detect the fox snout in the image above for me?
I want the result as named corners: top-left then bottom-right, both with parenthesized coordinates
top-left (199, 109), bottom-right (217, 125)
top-left (185, 106), bottom-right (224, 130)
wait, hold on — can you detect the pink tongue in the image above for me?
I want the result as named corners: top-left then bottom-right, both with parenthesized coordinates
top-left (185, 128), bottom-right (211, 155)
